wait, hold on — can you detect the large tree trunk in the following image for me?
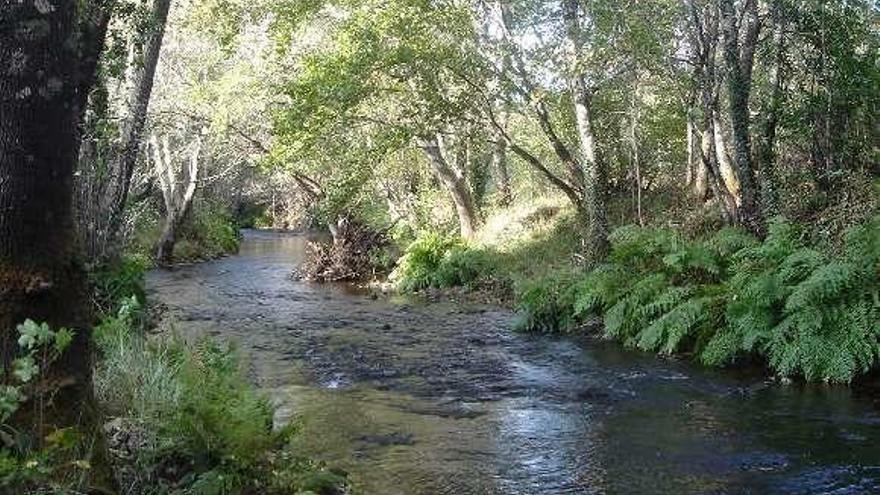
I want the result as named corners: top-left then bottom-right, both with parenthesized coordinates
top-left (418, 134), bottom-right (479, 240)
top-left (690, 114), bottom-right (710, 200)
top-left (685, 0), bottom-right (740, 221)
top-left (712, 110), bottom-right (741, 203)
top-left (106, 0), bottom-right (173, 248)
top-left (0, 0), bottom-right (102, 455)
top-left (563, 0), bottom-right (608, 260)
top-left (720, 0), bottom-right (763, 234)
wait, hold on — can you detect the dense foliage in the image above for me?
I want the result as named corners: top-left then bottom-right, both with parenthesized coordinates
top-left (512, 216), bottom-right (880, 383)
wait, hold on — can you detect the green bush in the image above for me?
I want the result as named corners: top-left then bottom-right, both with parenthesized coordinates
top-left (517, 216), bottom-right (880, 383)
top-left (89, 254), bottom-right (150, 316)
top-left (0, 321), bottom-right (90, 494)
top-left (703, 217), bottom-right (880, 382)
top-left (176, 205), bottom-right (241, 261)
top-left (391, 232), bottom-right (500, 292)
top-left (514, 272), bottom-right (580, 332)
top-left (391, 232), bottom-right (462, 291)
top-left (434, 246), bottom-right (496, 288)
top-left (94, 302), bottom-right (346, 494)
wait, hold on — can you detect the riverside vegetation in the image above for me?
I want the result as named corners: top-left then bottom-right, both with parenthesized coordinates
top-left (1, 0), bottom-right (878, 492)
top-left (391, 208), bottom-right (880, 383)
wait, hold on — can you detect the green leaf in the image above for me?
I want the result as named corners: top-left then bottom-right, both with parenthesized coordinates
top-left (12, 357), bottom-right (39, 384)
top-left (53, 328), bottom-right (75, 355)
top-left (17, 319), bottom-right (53, 350)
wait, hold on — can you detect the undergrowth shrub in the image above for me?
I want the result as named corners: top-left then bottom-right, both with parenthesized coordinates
top-left (174, 204), bottom-right (241, 261)
top-left (514, 272), bottom-right (580, 332)
top-left (434, 246), bottom-right (496, 288)
top-left (517, 215), bottom-right (880, 383)
top-left (392, 233), bottom-right (498, 292)
top-left (94, 301), bottom-right (346, 493)
top-left (704, 217), bottom-right (880, 382)
top-left (89, 254), bottom-right (150, 316)
top-left (391, 233), bottom-right (461, 291)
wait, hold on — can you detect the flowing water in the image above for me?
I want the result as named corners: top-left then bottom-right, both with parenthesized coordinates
top-left (147, 230), bottom-right (880, 494)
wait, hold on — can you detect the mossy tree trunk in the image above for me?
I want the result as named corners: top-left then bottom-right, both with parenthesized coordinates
top-left (563, 0), bottom-right (609, 261)
top-left (106, 0), bottom-right (173, 250)
top-left (720, 0), bottom-right (764, 235)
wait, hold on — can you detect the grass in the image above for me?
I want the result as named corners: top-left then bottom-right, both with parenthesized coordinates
top-left (93, 299), bottom-right (347, 494)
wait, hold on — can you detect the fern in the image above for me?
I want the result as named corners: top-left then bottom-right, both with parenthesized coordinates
top-left (518, 217), bottom-right (880, 382)
top-left (570, 263), bottom-right (629, 318)
top-left (639, 293), bottom-right (725, 355)
top-left (603, 273), bottom-right (669, 346)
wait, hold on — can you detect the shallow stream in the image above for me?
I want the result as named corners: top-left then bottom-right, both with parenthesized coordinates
top-left (147, 230), bottom-right (880, 494)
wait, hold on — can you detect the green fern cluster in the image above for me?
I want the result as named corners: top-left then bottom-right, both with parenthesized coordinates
top-left (706, 217), bottom-right (880, 382)
top-left (571, 226), bottom-right (751, 355)
top-left (517, 216), bottom-right (880, 383)
top-left (392, 232), bottom-right (496, 291)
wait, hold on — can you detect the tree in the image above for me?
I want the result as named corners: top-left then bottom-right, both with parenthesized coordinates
top-left (719, 0), bottom-right (763, 234)
top-left (76, 0), bottom-right (173, 260)
top-left (152, 132), bottom-right (202, 263)
top-left (562, 0), bottom-right (609, 259)
top-left (108, 0), bottom-right (174, 248)
top-left (0, 0), bottom-right (109, 460)
top-left (418, 134), bottom-right (479, 239)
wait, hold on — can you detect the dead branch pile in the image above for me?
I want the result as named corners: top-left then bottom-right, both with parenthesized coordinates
top-left (295, 216), bottom-right (392, 282)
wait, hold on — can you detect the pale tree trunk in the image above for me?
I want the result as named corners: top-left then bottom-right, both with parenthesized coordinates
top-left (686, 110), bottom-right (695, 186)
top-left (686, 0), bottom-right (739, 221)
top-left (629, 91), bottom-right (644, 226)
top-left (106, 0), bottom-right (173, 248)
top-left (418, 134), bottom-right (479, 240)
top-left (720, 0), bottom-right (763, 234)
top-left (153, 134), bottom-right (201, 263)
top-left (491, 0), bottom-right (587, 216)
top-left (701, 114), bottom-right (739, 221)
top-left (563, 0), bottom-right (608, 260)
top-left (0, 3), bottom-right (115, 489)
top-left (491, 134), bottom-right (512, 206)
top-left (688, 107), bottom-right (711, 200)
top-left (712, 110), bottom-right (742, 203)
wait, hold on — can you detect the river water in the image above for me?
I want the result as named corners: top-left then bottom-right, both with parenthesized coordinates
top-left (147, 229), bottom-right (880, 494)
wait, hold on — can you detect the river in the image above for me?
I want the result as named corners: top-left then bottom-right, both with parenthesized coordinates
top-left (147, 229), bottom-right (880, 494)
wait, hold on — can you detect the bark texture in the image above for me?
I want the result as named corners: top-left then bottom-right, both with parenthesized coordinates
top-left (106, 0), bottom-right (173, 248)
top-left (491, 135), bottom-right (512, 206)
top-left (563, 0), bottom-right (608, 260)
top-left (0, 0), bottom-right (95, 440)
top-left (720, 0), bottom-right (764, 234)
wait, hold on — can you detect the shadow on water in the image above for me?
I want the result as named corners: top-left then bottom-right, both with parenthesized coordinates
top-left (147, 229), bottom-right (880, 495)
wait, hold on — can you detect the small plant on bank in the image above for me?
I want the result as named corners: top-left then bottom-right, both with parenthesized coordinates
top-left (391, 232), bottom-right (462, 291)
top-left (0, 320), bottom-right (91, 492)
top-left (392, 232), bottom-right (498, 292)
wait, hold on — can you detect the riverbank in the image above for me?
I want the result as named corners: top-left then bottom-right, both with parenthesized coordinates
top-left (91, 250), bottom-right (349, 494)
top-left (386, 197), bottom-right (880, 384)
